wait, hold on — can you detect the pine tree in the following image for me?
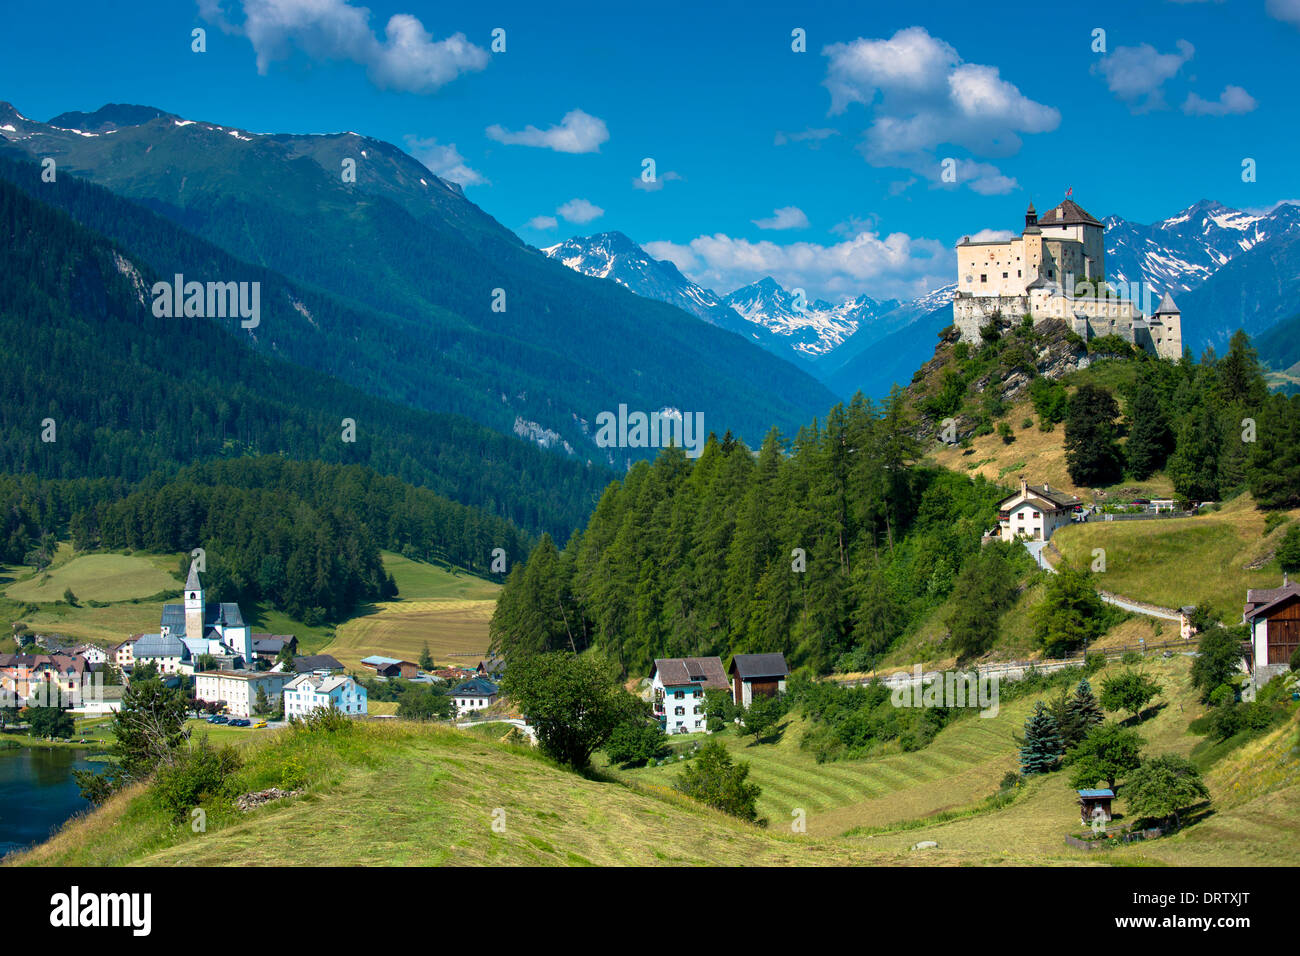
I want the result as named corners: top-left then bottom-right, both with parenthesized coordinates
top-left (1020, 701), bottom-right (1064, 775)
top-left (1124, 378), bottom-right (1172, 479)
top-left (1064, 383), bottom-right (1123, 486)
top-left (1062, 678), bottom-right (1105, 746)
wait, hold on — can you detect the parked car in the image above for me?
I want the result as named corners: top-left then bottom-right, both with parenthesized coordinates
top-left (252, 721), bottom-right (267, 729)
top-left (229, 718), bottom-right (251, 727)
top-left (208, 715), bottom-right (229, 724)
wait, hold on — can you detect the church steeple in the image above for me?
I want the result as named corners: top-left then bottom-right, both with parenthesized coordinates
top-left (184, 562), bottom-right (204, 641)
top-left (1025, 200), bottom-right (1038, 229)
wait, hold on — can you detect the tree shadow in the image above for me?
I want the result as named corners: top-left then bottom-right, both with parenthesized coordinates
top-left (1119, 701), bottom-right (1167, 727)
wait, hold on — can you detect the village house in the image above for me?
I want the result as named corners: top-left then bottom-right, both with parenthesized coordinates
top-left (1243, 577), bottom-right (1300, 682)
top-left (251, 634), bottom-right (298, 663)
top-left (194, 670), bottom-right (294, 718)
top-left (279, 654), bottom-right (344, 675)
top-left (649, 656), bottom-right (728, 734)
top-left (72, 643), bottom-right (108, 666)
top-left (133, 566), bottom-right (254, 674)
top-left (129, 633), bottom-right (190, 675)
top-left (476, 657), bottom-right (506, 680)
top-left (451, 677), bottom-right (499, 715)
top-left (360, 655), bottom-right (420, 679)
top-left (728, 653), bottom-right (790, 709)
top-left (996, 478), bottom-right (1081, 543)
top-left (283, 672), bottom-right (368, 718)
top-left (0, 653), bottom-right (89, 702)
top-left (111, 636), bottom-right (139, 670)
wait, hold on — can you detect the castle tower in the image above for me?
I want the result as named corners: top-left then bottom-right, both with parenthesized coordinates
top-left (184, 562), bottom-right (204, 642)
top-left (1151, 291), bottom-right (1183, 360)
top-left (1024, 201), bottom-right (1037, 230)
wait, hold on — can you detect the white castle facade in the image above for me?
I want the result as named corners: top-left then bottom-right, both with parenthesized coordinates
top-left (953, 199), bottom-right (1182, 360)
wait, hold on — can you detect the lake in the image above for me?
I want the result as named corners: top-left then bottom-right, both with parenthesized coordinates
top-left (0, 745), bottom-right (98, 857)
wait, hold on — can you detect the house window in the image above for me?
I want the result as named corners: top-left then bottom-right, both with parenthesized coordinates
top-left (674, 690), bottom-right (685, 699)
top-left (980, 274), bottom-right (987, 282)
top-left (675, 706), bottom-right (685, 716)
top-left (1033, 512), bottom-right (1041, 519)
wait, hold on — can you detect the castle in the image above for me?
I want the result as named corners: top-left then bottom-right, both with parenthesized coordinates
top-left (953, 198), bottom-right (1182, 360)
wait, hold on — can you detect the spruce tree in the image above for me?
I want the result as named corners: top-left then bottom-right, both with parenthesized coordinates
top-left (1019, 701), bottom-right (1064, 775)
top-left (1064, 383), bottom-right (1123, 486)
top-left (1124, 379), bottom-right (1172, 479)
top-left (1063, 678), bottom-right (1105, 746)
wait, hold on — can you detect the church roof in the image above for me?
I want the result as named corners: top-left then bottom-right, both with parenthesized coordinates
top-left (1155, 291), bottom-right (1179, 314)
top-left (160, 602), bottom-right (246, 631)
top-left (185, 562), bottom-right (201, 592)
top-left (1038, 199), bottom-right (1102, 228)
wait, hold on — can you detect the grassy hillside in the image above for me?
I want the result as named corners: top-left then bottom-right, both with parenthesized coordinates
top-left (5, 552), bottom-right (179, 604)
top-left (1051, 495), bottom-right (1299, 620)
top-left (16, 653), bottom-right (1297, 867)
top-left (319, 553), bottom-right (499, 669)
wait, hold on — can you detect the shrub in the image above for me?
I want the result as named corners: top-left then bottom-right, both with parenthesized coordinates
top-left (674, 741), bottom-right (762, 823)
top-left (290, 704), bottom-right (354, 735)
top-left (1292, 646), bottom-right (1300, 673)
top-left (152, 738), bottom-right (241, 822)
top-left (605, 718), bottom-right (668, 767)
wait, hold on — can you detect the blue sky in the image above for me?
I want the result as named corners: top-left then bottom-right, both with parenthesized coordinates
top-left (2, 0), bottom-right (1297, 301)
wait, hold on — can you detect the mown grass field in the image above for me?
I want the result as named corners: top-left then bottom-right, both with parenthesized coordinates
top-left (10, 653), bottom-right (1299, 867)
top-left (321, 553), bottom-right (500, 671)
top-left (5, 552), bottom-right (180, 605)
top-left (1052, 495), bottom-right (1298, 621)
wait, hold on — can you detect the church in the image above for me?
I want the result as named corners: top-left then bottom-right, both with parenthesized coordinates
top-left (953, 198), bottom-right (1183, 360)
top-left (132, 564), bottom-right (253, 673)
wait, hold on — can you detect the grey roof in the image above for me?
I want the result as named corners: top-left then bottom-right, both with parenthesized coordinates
top-left (185, 562), bottom-right (202, 592)
top-left (452, 678), bottom-right (499, 696)
top-left (160, 602), bottom-right (246, 631)
top-left (1154, 291), bottom-right (1179, 314)
top-left (729, 653), bottom-right (790, 680)
top-left (133, 633), bottom-right (188, 659)
top-left (652, 656), bottom-right (729, 689)
top-left (1244, 583), bottom-right (1300, 621)
top-left (252, 636), bottom-right (292, 654)
top-left (999, 482), bottom-right (1080, 510)
top-left (292, 654), bottom-right (344, 673)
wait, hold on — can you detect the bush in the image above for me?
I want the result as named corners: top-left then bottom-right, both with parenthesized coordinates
top-left (674, 741), bottom-right (763, 823)
top-left (152, 738), bottom-right (241, 822)
top-left (605, 718), bottom-right (669, 767)
top-left (290, 704), bottom-right (354, 735)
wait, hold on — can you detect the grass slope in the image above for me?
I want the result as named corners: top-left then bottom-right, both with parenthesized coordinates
top-left (11, 656), bottom-right (1298, 867)
top-left (1052, 495), bottom-right (1299, 621)
top-left (5, 553), bottom-right (179, 605)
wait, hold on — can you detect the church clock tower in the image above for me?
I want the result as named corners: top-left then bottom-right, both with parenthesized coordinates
top-left (184, 563), bottom-right (204, 642)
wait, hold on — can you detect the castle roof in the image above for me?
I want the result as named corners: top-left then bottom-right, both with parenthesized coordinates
top-left (1155, 291), bottom-right (1179, 314)
top-left (1038, 199), bottom-right (1102, 228)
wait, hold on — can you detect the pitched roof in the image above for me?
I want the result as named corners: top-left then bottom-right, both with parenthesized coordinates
top-left (452, 677), bottom-right (499, 696)
top-left (729, 653), bottom-right (790, 680)
top-left (1037, 199), bottom-right (1102, 228)
top-left (651, 656), bottom-right (729, 689)
top-left (132, 633), bottom-right (188, 659)
top-left (360, 655), bottom-right (404, 667)
top-left (292, 654), bottom-right (344, 673)
top-left (185, 562), bottom-right (202, 592)
top-left (998, 482), bottom-right (1080, 509)
top-left (1155, 291), bottom-right (1179, 314)
top-left (252, 635), bottom-right (295, 653)
top-left (1244, 583), bottom-right (1300, 621)
top-left (1078, 789), bottom-right (1115, 798)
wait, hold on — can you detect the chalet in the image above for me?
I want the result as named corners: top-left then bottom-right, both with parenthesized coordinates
top-left (111, 636), bottom-right (140, 669)
top-left (649, 656), bottom-right (728, 734)
top-left (476, 657), bottom-right (506, 680)
top-left (360, 655), bottom-right (420, 679)
top-left (451, 677), bottom-right (498, 715)
top-left (728, 653), bottom-right (789, 709)
top-left (194, 670), bottom-right (294, 718)
top-left (1243, 577), bottom-right (1300, 681)
top-left (1078, 788), bottom-right (1114, 825)
top-left (996, 478), bottom-right (1081, 543)
top-left (283, 654), bottom-right (344, 675)
top-left (251, 634), bottom-right (298, 662)
top-left (72, 644), bottom-right (108, 666)
top-left (284, 673), bottom-right (368, 718)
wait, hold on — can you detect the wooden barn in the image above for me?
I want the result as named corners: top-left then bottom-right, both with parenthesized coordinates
top-left (1244, 579), bottom-right (1300, 679)
top-left (728, 653), bottom-right (789, 709)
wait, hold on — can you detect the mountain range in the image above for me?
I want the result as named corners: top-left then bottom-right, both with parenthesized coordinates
top-left (546, 198), bottom-right (1300, 399)
top-left (0, 101), bottom-right (835, 470)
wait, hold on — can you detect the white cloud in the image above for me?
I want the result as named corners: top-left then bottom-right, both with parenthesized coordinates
top-left (485, 109), bottom-right (609, 153)
top-left (774, 127), bottom-right (839, 147)
top-left (644, 229), bottom-right (950, 301)
top-left (1267, 0), bottom-right (1300, 25)
top-left (404, 136), bottom-right (486, 186)
top-left (1183, 84), bottom-right (1258, 116)
top-left (556, 198), bottom-right (604, 224)
top-left (198, 0), bottom-right (489, 93)
top-left (1094, 40), bottom-right (1194, 112)
top-left (525, 215), bottom-right (558, 230)
top-left (968, 228), bottom-right (1016, 243)
top-left (821, 27), bottom-right (1057, 194)
top-left (633, 170), bottom-right (683, 192)
top-left (752, 206), bottom-right (810, 230)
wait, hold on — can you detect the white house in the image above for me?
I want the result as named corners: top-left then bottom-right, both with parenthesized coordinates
top-left (283, 673), bottom-right (368, 719)
top-left (130, 633), bottom-right (189, 675)
top-left (74, 644), bottom-right (109, 666)
top-left (451, 677), bottom-right (499, 716)
top-left (194, 670), bottom-right (294, 718)
top-left (996, 478), bottom-right (1081, 543)
top-left (1243, 578), bottom-right (1300, 682)
top-left (649, 657), bottom-right (729, 734)
top-left (111, 637), bottom-right (138, 669)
